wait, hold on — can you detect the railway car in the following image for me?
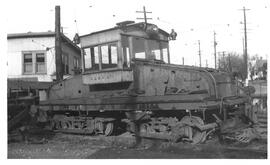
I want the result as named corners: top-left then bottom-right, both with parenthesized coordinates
top-left (38, 21), bottom-right (248, 144)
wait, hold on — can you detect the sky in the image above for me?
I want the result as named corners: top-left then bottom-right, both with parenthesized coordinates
top-left (1, 0), bottom-right (270, 159)
top-left (5, 0), bottom-right (270, 68)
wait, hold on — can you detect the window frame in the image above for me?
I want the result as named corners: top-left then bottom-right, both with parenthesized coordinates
top-left (127, 36), bottom-right (170, 63)
top-left (22, 51), bottom-right (47, 75)
top-left (62, 52), bottom-right (69, 75)
top-left (35, 52), bottom-right (46, 74)
top-left (23, 53), bottom-right (33, 74)
top-left (73, 56), bottom-right (79, 69)
top-left (100, 42), bottom-right (118, 68)
top-left (82, 41), bottom-right (119, 72)
top-left (132, 37), bottom-right (146, 59)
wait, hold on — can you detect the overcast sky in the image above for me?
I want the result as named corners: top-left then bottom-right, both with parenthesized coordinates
top-left (5, 0), bottom-right (269, 68)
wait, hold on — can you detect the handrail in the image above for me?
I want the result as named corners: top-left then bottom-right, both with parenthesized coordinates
top-left (199, 69), bottom-right (218, 99)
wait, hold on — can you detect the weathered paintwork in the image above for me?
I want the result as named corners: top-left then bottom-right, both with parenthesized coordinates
top-left (82, 69), bottom-right (133, 85)
top-left (42, 59), bottom-right (246, 112)
top-left (37, 22), bottom-right (248, 141)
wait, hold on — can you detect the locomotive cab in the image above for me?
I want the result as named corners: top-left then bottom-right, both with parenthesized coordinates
top-left (80, 21), bottom-right (170, 85)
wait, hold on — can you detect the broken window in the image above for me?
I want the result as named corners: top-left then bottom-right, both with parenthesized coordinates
top-left (121, 35), bottom-right (131, 68)
top-left (133, 37), bottom-right (146, 59)
top-left (83, 43), bottom-right (118, 71)
top-left (148, 40), bottom-right (161, 60)
top-left (162, 42), bottom-right (169, 63)
top-left (130, 37), bottom-right (169, 62)
top-left (123, 47), bottom-right (130, 68)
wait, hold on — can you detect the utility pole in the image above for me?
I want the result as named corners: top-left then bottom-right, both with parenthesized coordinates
top-left (136, 6), bottom-right (152, 28)
top-left (198, 40), bottom-right (201, 67)
top-left (242, 37), bottom-right (245, 56)
top-left (228, 53), bottom-right (232, 72)
top-left (218, 58), bottom-right (221, 69)
top-left (243, 7), bottom-right (248, 80)
top-left (222, 51), bottom-right (225, 70)
top-left (55, 6), bottom-right (63, 81)
top-left (213, 31), bottom-right (217, 69)
top-left (240, 7), bottom-right (250, 81)
top-left (182, 57), bottom-right (184, 65)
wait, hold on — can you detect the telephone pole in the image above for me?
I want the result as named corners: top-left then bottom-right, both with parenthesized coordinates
top-left (222, 51), bottom-right (225, 70)
top-left (213, 31), bottom-right (217, 69)
top-left (218, 51), bottom-right (226, 70)
top-left (136, 6), bottom-right (152, 26)
top-left (198, 40), bottom-right (201, 67)
top-left (182, 57), bottom-right (184, 65)
top-left (55, 5), bottom-right (63, 81)
top-left (242, 37), bottom-right (245, 56)
top-left (240, 7), bottom-right (250, 80)
top-left (228, 53), bottom-right (232, 72)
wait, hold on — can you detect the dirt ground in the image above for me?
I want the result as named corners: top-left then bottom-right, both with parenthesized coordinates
top-left (8, 130), bottom-right (267, 159)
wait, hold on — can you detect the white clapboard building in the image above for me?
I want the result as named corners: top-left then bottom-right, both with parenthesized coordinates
top-left (7, 31), bottom-right (81, 82)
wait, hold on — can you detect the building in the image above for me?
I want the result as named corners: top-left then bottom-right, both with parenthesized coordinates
top-left (7, 31), bottom-right (81, 82)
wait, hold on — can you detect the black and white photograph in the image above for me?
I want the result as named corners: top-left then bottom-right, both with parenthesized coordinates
top-left (2, 0), bottom-right (268, 160)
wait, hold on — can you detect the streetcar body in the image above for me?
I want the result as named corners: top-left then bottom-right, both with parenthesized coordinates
top-left (38, 21), bottom-right (248, 143)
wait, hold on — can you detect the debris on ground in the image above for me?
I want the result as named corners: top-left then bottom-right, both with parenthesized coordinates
top-left (8, 125), bottom-right (267, 159)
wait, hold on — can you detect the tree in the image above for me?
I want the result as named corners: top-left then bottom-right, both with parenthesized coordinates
top-left (249, 55), bottom-right (267, 80)
top-left (219, 53), bottom-right (267, 81)
top-left (218, 52), bottom-right (246, 81)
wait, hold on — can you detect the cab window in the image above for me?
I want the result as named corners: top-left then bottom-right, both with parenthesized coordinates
top-left (121, 36), bottom-right (130, 68)
top-left (101, 43), bottom-right (118, 69)
top-left (148, 40), bottom-right (161, 60)
top-left (161, 42), bottom-right (169, 63)
top-left (84, 48), bottom-right (91, 69)
top-left (133, 37), bottom-right (146, 59)
top-left (83, 46), bottom-right (99, 71)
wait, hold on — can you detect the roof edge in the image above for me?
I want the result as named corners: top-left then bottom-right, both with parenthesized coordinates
top-left (7, 32), bottom-right (81, 53)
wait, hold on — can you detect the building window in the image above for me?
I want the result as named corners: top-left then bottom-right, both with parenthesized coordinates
top-left (23, 53), bottom-right (33, 73)
top-left (23, 51), bottom-right (46, 74)
top-left (36, 53), bottom-right (45, 73)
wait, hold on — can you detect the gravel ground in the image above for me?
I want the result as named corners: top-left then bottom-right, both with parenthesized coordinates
top-left (8, 130), bottom-right (267, 159)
